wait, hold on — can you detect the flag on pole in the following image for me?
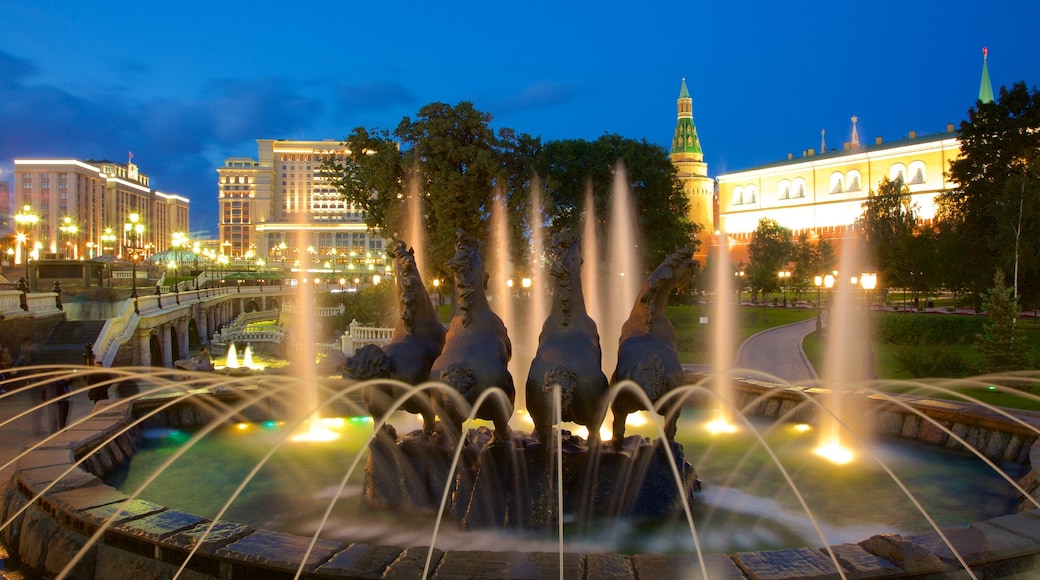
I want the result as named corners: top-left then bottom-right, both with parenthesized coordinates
top-left (128, 151), bottom-right (134, 162)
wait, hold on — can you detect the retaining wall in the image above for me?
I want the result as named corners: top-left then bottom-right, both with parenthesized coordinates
top-left (2, 385), bottom-right (1040, 579)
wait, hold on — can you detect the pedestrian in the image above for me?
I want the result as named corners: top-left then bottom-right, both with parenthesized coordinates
top-left (87, 362), bottom-right (111, 404)
top-left (42, 375), bottom-right (72, 433)
top-left (16, 337), bottom-right (38, 368)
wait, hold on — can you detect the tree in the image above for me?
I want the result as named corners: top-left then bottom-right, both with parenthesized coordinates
top-left (322, 127), bottom-right (404, 232)
top-left (535, 134), bottom-right (698, 271)
top-left (974, 269), bottom-right (1032, 375)
top-left (859, 176), bottom-right (918, 292)
top-left (938, 82), bottom-right (1040, 305)
top-left (791, 233), bottom-right (836, 292)
top-left (747, 218), bottom-right (794, 298)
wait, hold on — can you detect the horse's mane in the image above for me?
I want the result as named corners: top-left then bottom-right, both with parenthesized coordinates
top-left (636, 246), bottom-right (695, 330)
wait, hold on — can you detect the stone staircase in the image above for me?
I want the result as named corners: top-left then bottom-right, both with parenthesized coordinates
top-left (38, 320), bottom-right (107, 366)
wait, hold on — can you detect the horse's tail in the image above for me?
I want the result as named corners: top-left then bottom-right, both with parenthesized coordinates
top-left (542, 364), bottom-right (578, 413)
top-left (344, 344), bottom-right (391, 380)
top-left (632, 353), bottom-right (668, 402)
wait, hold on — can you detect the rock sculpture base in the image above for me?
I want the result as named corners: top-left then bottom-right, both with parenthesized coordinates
top-left (363, 426), bottom-right (700, 530)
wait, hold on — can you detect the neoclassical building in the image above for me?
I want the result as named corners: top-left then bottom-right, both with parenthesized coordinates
top-left (674, 49), bottom-right (996, 264)
top-left (11, 158), bottom-right (189, 260)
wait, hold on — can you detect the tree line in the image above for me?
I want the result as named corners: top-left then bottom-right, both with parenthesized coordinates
top-left (321, 102), bottom-right (700, 283)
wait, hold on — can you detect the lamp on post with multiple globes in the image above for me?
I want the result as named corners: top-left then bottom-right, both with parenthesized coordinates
top-left (14, 205), bottom-right (39, 288)
top-left (124, 213), bottom-right (145, 305)
top-left (860, 273), bottom-right (878, 311)
top-left (59, 217), bottom-right (79, 260)
top-left (814, 275), bottom-right (824, 336)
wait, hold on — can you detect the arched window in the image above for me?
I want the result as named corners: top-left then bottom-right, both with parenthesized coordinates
top-left (889, 163), bottom-right (907, 184)
top-left (778, 180), bottom-right (791, 200)
top-left (908, 160), bottom-right (926, 185)
top-left (734, 186), bottom-right (744, 205)
top-left (746, 185), bottom-right (758, 203)
top-left (846, 170), bottom-right (862, 192)
top-left (793, 178), bottom-right (806, 198)
top-left (829, 172), bottom-right (844, 194)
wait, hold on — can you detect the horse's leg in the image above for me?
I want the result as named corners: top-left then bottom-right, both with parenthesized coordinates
top-left (663, 401), bottom-right (680, 441)
top-left (612, 407), bottom-right (628, 446)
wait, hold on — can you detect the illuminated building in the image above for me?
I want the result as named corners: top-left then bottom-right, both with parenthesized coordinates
top-left (688, 49), bottom-right (996, 263)
top-left (217, 140), bottom-right (385, 275)
top-left (669, 78), bottom-right (715, 261)
top-left (12, 158), bottom-right (189, 259)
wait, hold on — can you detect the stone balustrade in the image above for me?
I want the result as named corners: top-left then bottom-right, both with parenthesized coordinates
top-left (281, 302), bottom-right (344, 317)
top-left (340, 319), bottom-right (394, 355)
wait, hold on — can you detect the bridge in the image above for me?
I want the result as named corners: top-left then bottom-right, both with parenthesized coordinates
top-left (1, 275), bottom-right (405, 370)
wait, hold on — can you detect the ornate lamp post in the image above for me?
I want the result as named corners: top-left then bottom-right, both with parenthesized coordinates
top-left (777, 270), bottom-right (791, 306)
top-left (735, 270), bottom-right (745, 303)
top-left (433, 278), bottom-right (441, 306)
top-left (59, 217), bottom-right (78, 259)
top-left (14, 205), bottom-right (38, 287)
top-left (124, 213), bottom-right (145, 311)
top-left (860, 273), bottom-right (878, 311)
top-left (814, 275), bottom-right (824, 336)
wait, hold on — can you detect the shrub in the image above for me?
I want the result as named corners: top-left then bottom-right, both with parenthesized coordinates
top-left (891, 345), bottom-right (977, 378)
top-left (873, 313), bottom-right (984, 346)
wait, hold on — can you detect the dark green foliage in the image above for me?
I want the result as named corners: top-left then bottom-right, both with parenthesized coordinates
top-left (328, 282), bottom-right (397, 330)
top-left (890, 345), bottom-right (976, 378)
top-left (938, 82), bottom-right (1040, 305)
top-left (974, 270), bottom-right (1032, 373)
top-left (747, 218), bottom-right (794, 296)
top-left (873, 312), bottom-right (984, 345)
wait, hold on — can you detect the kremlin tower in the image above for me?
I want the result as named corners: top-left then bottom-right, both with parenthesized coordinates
top-left (669, 78), bottom-right (715, 260)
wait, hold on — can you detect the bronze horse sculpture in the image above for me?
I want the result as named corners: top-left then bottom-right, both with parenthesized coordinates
top-left (611, 246), bottom-right (696, 443)
top-left (429, 230), bottom-right (515, 444)
top-left (345, 239), bottom-right (445, 436)
top-left (526, 229), bottom-right (609, 442)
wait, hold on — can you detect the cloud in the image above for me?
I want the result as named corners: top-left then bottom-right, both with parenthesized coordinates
top-left (334, 80), bottom-right (418, 113)
top-left (492, 80), bottom-right (582, 114)
top-left (205, 77), bottom-right (326, 142)
top-left (0, 49), bottom-right (37, 89)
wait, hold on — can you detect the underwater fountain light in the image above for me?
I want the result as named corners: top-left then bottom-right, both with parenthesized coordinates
top-left (290, 416), bottom-right (344, 443)
top-left (705, 418), bottom-right (739, 435)
top-left (813, 438), bottom-right (856, 465)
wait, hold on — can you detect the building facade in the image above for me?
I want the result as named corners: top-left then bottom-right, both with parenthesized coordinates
top-left (217, 139), bottom-right (386, 277)
top-left (715, 126), bottom-right (962, 261)
top-left (669, 78), bottom-right (715, 260)
top-left (11, 159), bottom-right (189, 261)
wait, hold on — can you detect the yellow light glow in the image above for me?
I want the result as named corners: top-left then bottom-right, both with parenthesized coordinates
top-left (290, 417), bottom-right (343, 443)
top-left (235, 423), bottom-right (250, 431)
top-left (813, 440), bottom-right (855, 465)
top-left (706, 418), bottom-right (739, 435)
top-left (625, 412), bottom-right (650, 428)
top-left (793, 423), bottom-right (813, 433)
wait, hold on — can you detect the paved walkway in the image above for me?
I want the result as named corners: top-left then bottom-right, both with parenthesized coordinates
top-left (0, 382), bottom-right (94, 578)
top-left (734, 317), bottom-right (819, 384)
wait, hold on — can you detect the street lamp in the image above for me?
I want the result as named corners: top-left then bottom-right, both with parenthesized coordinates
top-left (814, 275), bottom-right (824, 336)
top-left (124, 213), bottom-right (145, 305)
top-left (778, 270), bottom-right (791, 306)
top-left (14, 205), bottom-right (38, 285)
top-left (433, 278), bottom-right (441, 306)
top-left (101, 228), bottom-right (117, 256)
top-left (734, 270), bottom-right (745, 303)
top-left (860, 273), bottom-right (878, 311)
top-left (59, 217), bottom-right (79, 259)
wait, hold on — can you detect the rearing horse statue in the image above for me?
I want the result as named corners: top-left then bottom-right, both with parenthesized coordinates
top-left (429, 230), bottom-right (515, 444)
top-left (526, 229), bottom-right (609, 442)
top-left (611, 246), bottom-right (696, 443)
top-left (346, 239), bottom-right (445, 436)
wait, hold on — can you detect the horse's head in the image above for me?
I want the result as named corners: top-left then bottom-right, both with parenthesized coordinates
top-left (549, 228), bottom-right (582, 280)
top-left (446, 230), bottom-right (484, 290)
top-left (388, 239), bottom-right (417, 276)
top-left (667, 246), bottom-right (697, 290)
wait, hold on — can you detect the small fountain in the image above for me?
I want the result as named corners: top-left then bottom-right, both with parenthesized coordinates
top-left (225, 342), bottom-right (240, 369)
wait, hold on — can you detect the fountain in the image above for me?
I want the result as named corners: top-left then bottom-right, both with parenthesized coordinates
top-left (1, 189), bottom-right (1040, 579)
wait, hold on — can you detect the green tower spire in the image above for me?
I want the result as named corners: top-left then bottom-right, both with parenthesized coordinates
top-left (979, 47), bottom-right (994, 104)
top-left (671, 78), bottom-right (703, 157)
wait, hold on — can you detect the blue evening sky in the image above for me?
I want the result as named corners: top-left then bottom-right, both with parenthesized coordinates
top-left (1, 0), bottom-right (1037, 238)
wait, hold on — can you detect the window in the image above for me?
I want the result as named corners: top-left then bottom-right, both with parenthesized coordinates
top-left (908, 161), bottom-right (926, 185)
top-left (889, 163), bottom-right (906, 184)
top-left (829, 172), bottom-right (844, 194)
top-left (846, 170), bottom-right (862, 192)
top-left (778, 180), bottom-right (791, 200)
top-left (793, 178), bottom-right (806, 198)
top-left (734, 186), bottom-right (744, 205)
top-left (746, 185), bottom-right (758, 203)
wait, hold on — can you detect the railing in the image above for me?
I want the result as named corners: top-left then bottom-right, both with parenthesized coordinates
top-left (111, 270), bottom-right (148, 279)
top-left (340, 319), bottom-right (394, 355)
top-left (0, 290), bottom-right (63, 320)
top-left (282, 302), bottom-right (345, 317)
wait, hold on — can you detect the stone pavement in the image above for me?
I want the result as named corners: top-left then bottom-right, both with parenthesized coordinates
top-left (0, 383), bottom-right (93, 579)
top-left (735, 318), bottom-right (819, 384)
